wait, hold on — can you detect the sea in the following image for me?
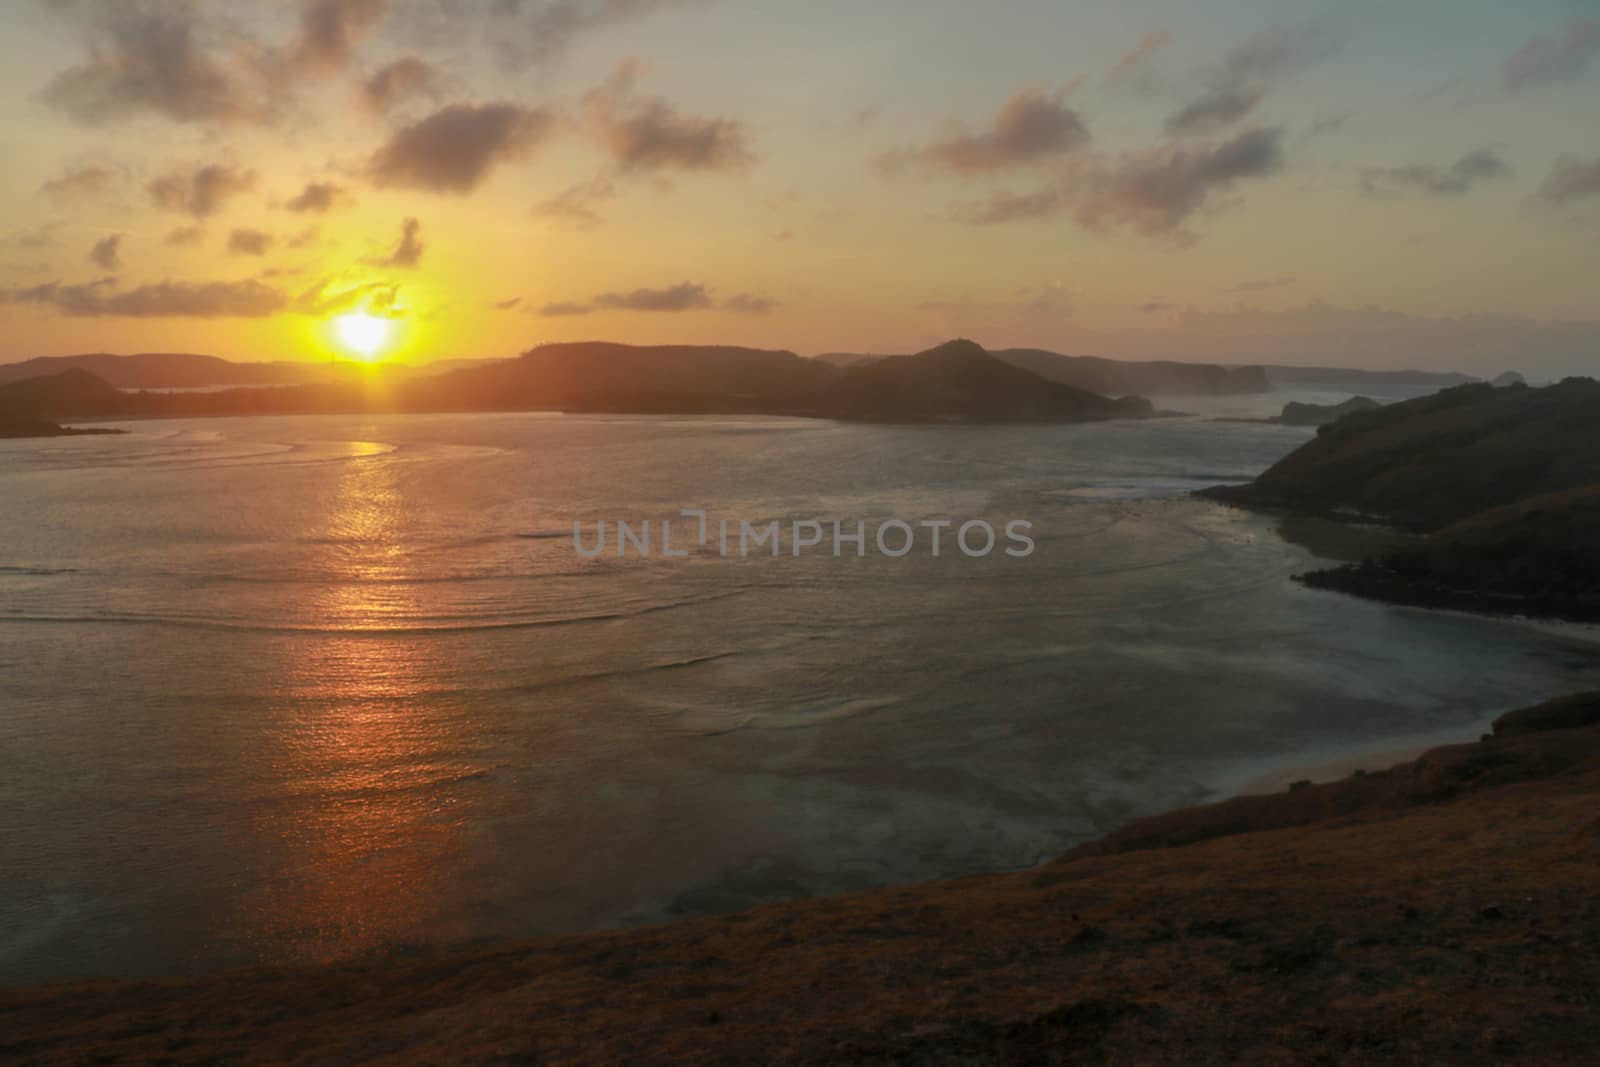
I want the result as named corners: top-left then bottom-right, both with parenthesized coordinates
top-left (3, 389), bottom-right (1597, 986)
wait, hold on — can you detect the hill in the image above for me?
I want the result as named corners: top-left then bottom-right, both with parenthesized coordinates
top-left (0, 368), bottom-right (136, 418)
top-left (993, 348), bottom-right (1270, 396)
top-left (6, 695), bottom-right (1599, 1064)
top-left (1203, 377), bottom-right (1600, 619)
top-left (799, 340), bottom-right (1154, 422)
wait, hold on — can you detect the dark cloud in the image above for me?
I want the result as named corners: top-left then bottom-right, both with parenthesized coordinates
top-left (895, 87), bottom-right (1089, 174)
top-left (3, 277), bottom-right (286, 318)
top-left (582, 62), bottom-right (755, 174)
top-left (368, 102), bottom-right (555, 193)
top-left (147, 164), bottom-right (258, 218)
top-left (360, 56), bottom-right (436, 112)
top-left (1141, 301), bottom-right (1172, 313)
top-left (370, 217), bottom-right (424, 268)
top-left (1214, 22), bottom-right (1340, 93)
top-left (1537, 156), bottom-right (1600, 207)
top-left (537, 301), bottom-right (593, 317)
top-left (40, 165), bottom-right (120, 202)
top-left (1074, 126), bottom-right (1286, 240)
top-left (164, 225), bottom-right (205, 247)
top-left (286, 226), bottom-right (321, 249)
top-left (292, 0), bottom-right (388, 75)
top-left (1364, 150), bottom-right (1512, 196)
top-left (1164, 88), bottom-right (1263, 136)
top-left (87, 234), bottom-right (122, 270)
top-left (285, 181), bottom-right (352, 213)
top-left (227, 228), bottom-right (274, 256)
top-left (492, 297), bottom-right (522, 311)
top-left (723, 293), bottom-right (778, 315)
top-left (40, 0), bottom-right (275, 126)
top-left (533, 176), bottom-right (616, 229)
top-left (593, 281), bottom-right (712, 312)
top-left (1105, 30), bottom-right (1169, 92)
top-left (1504, 18), bottom-right (1600, 92)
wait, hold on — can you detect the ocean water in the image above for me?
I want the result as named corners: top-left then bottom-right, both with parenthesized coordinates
top-left (3, 404), bottom-right (1597, 986)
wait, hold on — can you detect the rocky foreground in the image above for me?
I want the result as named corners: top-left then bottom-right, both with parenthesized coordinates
top-left (5, 696), bottom-right (1600, 1065)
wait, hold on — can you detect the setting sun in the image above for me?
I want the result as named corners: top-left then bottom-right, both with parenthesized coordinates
top-left (333, 314), bottom-right (394, 361)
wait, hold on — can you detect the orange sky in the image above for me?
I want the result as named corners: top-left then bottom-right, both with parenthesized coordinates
top-left (1, 1), bottom-right (1597, 376)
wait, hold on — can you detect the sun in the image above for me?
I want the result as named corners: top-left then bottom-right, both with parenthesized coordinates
top-left (332, 313), bottom-right (395, 361)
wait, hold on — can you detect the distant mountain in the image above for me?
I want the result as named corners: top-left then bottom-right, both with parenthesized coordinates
top-left (1492, 371), bottom-right (1527, 388)
top-left (413, 342), bottom-right (836, 413)
top-left (798, 339), bottom-right (1153, 422)
top-left (1203, 377), bottom-right (1600, 619)
top-left (0, 353), bottom-right (327, 389)
top-left (819, 348), bottom-right (1270, 396)
top-left (993, 349), bottom-right (1270, 396)
top-left (1262, 365), bottom-right (1476, 391)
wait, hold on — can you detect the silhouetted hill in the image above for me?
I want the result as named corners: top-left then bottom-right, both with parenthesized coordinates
top-left (1205, 379), bottom-right (1600, 530)
top-left (413, 342), bottom-right (836, 412)
top-left (0, 368), bottom-right (134, 418)
top-left (994, 349), bottom-right (1270, 396)
top-left (800, 340), bottom-right (1154, 422)
top-left (0, 353), bottom-right (329, 389)
top-left (1203, 377), bottom-right (1600, 618)
top-left (1275, 395), bottom-right (1381, 426)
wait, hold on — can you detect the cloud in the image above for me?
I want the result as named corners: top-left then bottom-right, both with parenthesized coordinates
top-left (369, 217), bottom-right (424, 268)
top-left (360, 56), bottom-right (436, 112)
top-left (1164, 88), bottom-right (1264, 136)
top-left (1105, 30), bottom-right (1169, 92)
top-left (582, 61), bottom-right (755, 174)
top-left (950, 187), bottom-right (1069, 226)
top-left (537, 301), bottom-right (593, 317)
top-left (293, 277), bottom-right (398, 317)
top-left (147, 164), bottom-right (257, 218)
top-left (593, 281), bottom-right (712, 311)
top-left (723, 293), bottom-right (778, 315)
top-left (482, 0), bottom-right (703, 72)
top-left (1363, 150), bottom-right (1512, 196)
top-left (533, 175), bottom-right (616, 229)
top-left (40, 165), bottom-right (120, 202)
top-left (286, 226), bottom-right (321, 249)
top-left (892, 86), bottom-right (1089, 174)
top-left (165, 225), bottom-right (205, 246)
top-left (227, 228), bottom-right (274, 256)
top-left (1076, 126), bottom-right (1286, 241)
top-left (1537, 156), bottom-right (1600, 207)
top-left (291, 0), bottom-right (388, 75)
top-left (285, 181), bottom-right (352, 213)
top-left (39, 0), bottom-right (276, 126)
top-left (3, 277), bottom-right (286, 317)
top-left (492, 297), bottom-right (522, 311)
top-left (88, 234), bottom-right (122, 270)
top-left (1504, 18), bottom-right (1600, 92)
top-left (368, 102), bottom-right (555, 193)
top-left (1214, 22), bottom-right (1340, 93)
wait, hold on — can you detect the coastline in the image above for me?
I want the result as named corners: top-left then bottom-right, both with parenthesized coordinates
top-left (6, 699), bottom-right (1599, 1064)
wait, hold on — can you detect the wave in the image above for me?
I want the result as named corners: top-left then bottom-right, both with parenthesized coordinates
top-left (0, 590), bottom-right (749, 636)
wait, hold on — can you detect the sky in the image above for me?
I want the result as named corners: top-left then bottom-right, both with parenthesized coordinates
top-left (0, 0), bottom-right (1597, 375)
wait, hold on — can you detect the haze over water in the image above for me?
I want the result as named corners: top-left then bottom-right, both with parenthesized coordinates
top-left (3, 403), bottom-right (1598, 986)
